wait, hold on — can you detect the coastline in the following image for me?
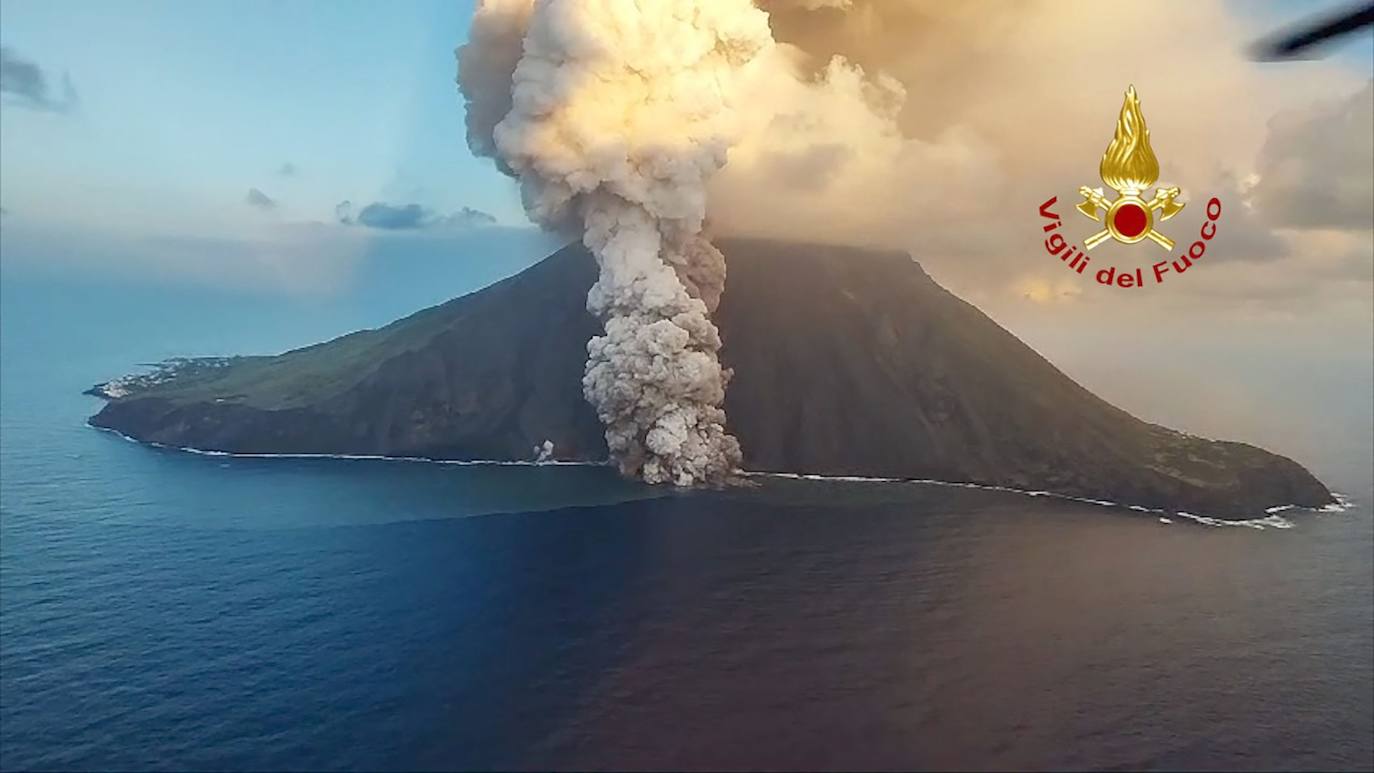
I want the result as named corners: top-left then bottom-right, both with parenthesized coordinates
top-left (87, 422), bottom-right (1356, 530)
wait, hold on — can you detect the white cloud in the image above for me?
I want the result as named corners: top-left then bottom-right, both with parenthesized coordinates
top-left (1251, 79), bottom-right (1374, 230)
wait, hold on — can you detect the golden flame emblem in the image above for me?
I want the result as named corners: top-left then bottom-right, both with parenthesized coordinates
top-left (1076, 85), bottom-right (1184, 250)
top-left (1100, 85), bottom-right (1159, 194)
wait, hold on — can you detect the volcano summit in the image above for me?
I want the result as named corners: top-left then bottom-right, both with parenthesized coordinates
top-left (87, 238), bottom-right (1332, 519)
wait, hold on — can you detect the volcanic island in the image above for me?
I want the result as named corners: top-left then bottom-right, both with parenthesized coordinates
top-left (87, 238), bottom-right (1333, 519)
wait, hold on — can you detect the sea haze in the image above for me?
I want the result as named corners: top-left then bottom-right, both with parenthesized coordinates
top-left (1, 239), bottom-right (1371, 770)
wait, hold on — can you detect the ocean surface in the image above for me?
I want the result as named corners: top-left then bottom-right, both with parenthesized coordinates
top-left (2, 257), bottom-right (1372, 771)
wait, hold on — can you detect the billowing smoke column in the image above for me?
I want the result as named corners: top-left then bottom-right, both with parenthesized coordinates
top-left (458, 0), bottom-right (771, 485)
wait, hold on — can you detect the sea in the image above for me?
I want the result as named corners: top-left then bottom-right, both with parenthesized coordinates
top-left (2, 240), bottom-right (1372, 771)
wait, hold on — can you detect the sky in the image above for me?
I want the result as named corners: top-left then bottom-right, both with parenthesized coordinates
top-left (0, 0), bottom-right (525, 236)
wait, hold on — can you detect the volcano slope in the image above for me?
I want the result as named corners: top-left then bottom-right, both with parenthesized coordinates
top-left (89, 238), bottom-right (1332, 517)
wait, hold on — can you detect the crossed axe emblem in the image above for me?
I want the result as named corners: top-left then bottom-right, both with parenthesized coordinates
top-left (1076, 185), bottom-right (1184, 250)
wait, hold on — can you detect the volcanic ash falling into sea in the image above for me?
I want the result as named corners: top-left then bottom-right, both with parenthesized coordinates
top-left (458, 0), bottom-right (771, 485)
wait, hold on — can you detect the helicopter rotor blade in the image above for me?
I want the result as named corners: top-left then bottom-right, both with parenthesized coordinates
top-left (1250, 1), bottom-right (1374, 61)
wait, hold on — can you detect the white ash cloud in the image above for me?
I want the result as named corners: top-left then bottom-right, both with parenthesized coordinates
top-left (762, 0), bottom-right (852, 8)
top-left (456, 0), bottom-right (533, 170)
top-left (457, 0), bottom-right (771, 485)
top-left (453, 0), bottom-right (1371, 488)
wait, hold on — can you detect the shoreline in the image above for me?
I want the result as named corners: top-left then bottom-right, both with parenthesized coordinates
top-left (88, 422), bottom-right (1356, 530)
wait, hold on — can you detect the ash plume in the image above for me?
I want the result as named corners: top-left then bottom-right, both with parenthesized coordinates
top-left (457, 0), bottom-right (770, 485)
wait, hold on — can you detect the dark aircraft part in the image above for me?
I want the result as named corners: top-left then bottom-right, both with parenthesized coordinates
top-left (1251, 1), bottom-right (1374, 60)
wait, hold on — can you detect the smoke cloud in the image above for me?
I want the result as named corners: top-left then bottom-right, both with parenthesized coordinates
top-left (457, 0), bottom-right (1371, 484)
top-left (458, 0), bottom-right (772, 485)
top-left (719, 0), bottom-right (1372, 313)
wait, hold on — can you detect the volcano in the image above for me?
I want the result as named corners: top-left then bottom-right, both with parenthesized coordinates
top-left (87, 238), bottom-right (1332, 518)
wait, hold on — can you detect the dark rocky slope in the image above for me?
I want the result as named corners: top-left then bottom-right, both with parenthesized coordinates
top-left (89, 238), bottom-right (1332, 517)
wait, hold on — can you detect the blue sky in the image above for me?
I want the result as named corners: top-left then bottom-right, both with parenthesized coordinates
top-left (0, 0), bottom-right (1369, 240)
top-left (0, 0), bottom-right (524, 235)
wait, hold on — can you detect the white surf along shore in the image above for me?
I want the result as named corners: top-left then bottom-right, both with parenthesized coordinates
top-left (89, 424), bottom-right (1355, 530)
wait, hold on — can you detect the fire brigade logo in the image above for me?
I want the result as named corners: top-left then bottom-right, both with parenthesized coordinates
top-left (1076, 85), bottom-right (1184, 250)
top-left (1036, 86), bottom-right (1222, 289)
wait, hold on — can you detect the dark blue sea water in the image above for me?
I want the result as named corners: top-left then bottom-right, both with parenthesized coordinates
top-left (2, 252), bottom-right (1372, 770)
